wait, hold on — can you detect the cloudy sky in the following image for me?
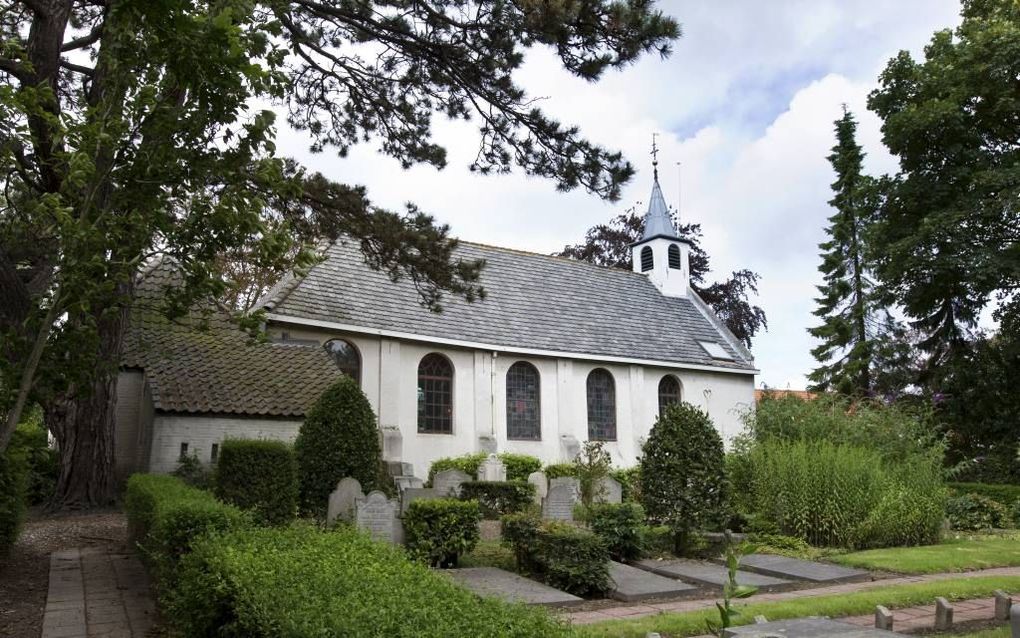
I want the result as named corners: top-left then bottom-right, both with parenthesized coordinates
top-left (275, 0), bottom-right (965, 389)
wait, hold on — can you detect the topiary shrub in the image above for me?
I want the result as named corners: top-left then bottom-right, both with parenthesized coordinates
top-left (459, 481), bottom-right (535, 518)
top-left (946, 493), bottom-right (1011, 531)
top-left (214, 439), bottom-right (298, 526)
top-left (0, 444), bottom-right (28, 555)
top-left (295, 376), bottom-right (381, 518)
top-left (587, 502), bottom-right (645, 561)
top-left (543, 463), bottom-right (576, 480)
top-left (403, 498), bottom-right (481, 567)
top-left (531, 523), bottom-right (610, 597)
top-left (641, 402), bottom-right (728, 551)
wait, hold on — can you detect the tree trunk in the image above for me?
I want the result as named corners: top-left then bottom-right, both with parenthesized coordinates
top-left (46, 280), bottom-right (133, 509)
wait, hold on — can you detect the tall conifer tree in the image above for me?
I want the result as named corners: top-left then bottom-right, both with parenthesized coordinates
top-left (808, 108), bottom-right (887, 395)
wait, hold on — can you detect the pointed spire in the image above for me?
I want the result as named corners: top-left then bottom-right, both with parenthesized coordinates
top-left (642, 134), bottom-right (677, 241)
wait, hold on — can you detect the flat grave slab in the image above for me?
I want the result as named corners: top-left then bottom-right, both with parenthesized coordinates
top-left (634, 559), bottom-right (792, 589)
top-left (723, 617), bottom-right (896, 637)
top-left (442, 567), bottom-right (584, 607)
top-left (734, 554), bottom-right (870, 583)
top-left (609, 561), bottom-right (699, 602)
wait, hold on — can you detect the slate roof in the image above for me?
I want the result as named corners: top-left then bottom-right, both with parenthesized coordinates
top-left (263, 241), bottom-right (756, 372)
top-left (123, 259), bottom-right (341, 416)
top-left (641, 176), bottom-right (678, 241)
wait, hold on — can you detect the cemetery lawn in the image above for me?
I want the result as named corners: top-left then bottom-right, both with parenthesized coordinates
top-left (574, 575), bottom-right (1020, 638)
top-left (829, 534), bottom-right (1020, 574)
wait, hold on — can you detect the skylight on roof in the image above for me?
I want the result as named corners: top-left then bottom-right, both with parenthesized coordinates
top-left (698, 341), bottom-right (733, 360)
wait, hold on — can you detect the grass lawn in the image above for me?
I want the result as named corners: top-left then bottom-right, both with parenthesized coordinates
top-left (574, 575), bottom-right (1020, 638)
top-left (830, 534), bottom-right (1020, 574)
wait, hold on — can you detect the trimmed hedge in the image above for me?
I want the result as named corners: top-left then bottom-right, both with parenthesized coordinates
top-left (542, 463), bottom-right (576, 480)
top-left (587, 502), bottom-right (646, 561)
top-left (428, 453), bottom-right (542, 484)
top-left (0, 444), bottom-right (28, 555)
top-left (214, 439), bottom-right (298, 525)
top-left (459, 481), bottom-right (535, 518)
top-left (295, 376), bottom-right (381, 518)
top-left (403, 498), bottom-right (481, 567)
top-left (949, 482), bottom-right (1020, 508)
top-left (124, 474), bottom-right (251, 586)
top-left (498, 453), bottom-right (543, 482)
top-left (500, 513), bottom-right (611, 597)
top-left (167, 524), bottom-right (570, 637)
top-left (946, 493), bottom-right (1011, 531)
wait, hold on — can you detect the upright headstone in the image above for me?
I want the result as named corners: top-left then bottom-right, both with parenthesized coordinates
top-left (326, 477), bottom-right (364, 524)
top-left (995, 590), bottom-right (1012, 621)
top-left (596, 476), bottom-right (623, 504)
top-left (550, 476), bottom-right (580, 492)
top-left (543, 481), bottom-right (579, 521)
top-left (401, 487), bottom-right (439, 514)
top-left (875, 605), bottom-right (893, 631)
top-left (356, 491), bottom-right (400, 544)
top-left (527, 471), bottom-right (548, 505)
top-left (1011, 605), bottom-right (1020, 638)
top-left (478, 454), bottom-right (507, 482)
top-left (394, 476), bottom-right (424, 492)
top-left (433, 469), bottom-right (471, 497)
top-left (381, 427), bottom-right (403, 463)
top-left (935, 597), bottom-right (954, 631)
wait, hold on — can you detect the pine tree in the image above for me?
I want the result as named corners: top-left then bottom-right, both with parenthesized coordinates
top-left (808, 108), bottom-right (888, 395)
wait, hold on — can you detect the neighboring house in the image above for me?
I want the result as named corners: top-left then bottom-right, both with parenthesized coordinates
top-left (754, 389), bottom-right (818, 403)
top-left (114, 174), bottom-right (757, 480)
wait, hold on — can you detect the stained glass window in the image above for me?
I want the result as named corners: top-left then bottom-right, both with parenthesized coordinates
top-left (586, 369), bottom-right (616, 441)
top-left (506, 361), bottom-right (540, 440)
top-left (324, 339), bottom-right (361, 385)
top-left (418, 353), bottom-right (454, 434)
top-left (658, 375), bottom-right (682, 415)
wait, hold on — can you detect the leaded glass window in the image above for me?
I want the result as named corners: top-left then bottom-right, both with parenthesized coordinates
top-left (506, 361), bottom-right (540, 440)
top-left (640, 246), bottom-right (654, 272)
top-left (658, 375), bottom-right (682, 415)
top-left (586, 369), bottom-right (616, 441)
top-left (418, 353), bottom-right (453, 434)
top-left (668, 244), bottom-right (682, 269)
top-left (324, 339), bottom-right (361, 384)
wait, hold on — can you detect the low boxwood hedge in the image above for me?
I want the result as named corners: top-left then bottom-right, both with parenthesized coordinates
top-left (428, 453), bottom-right (542, 484)
top-left (404, 498), bottom-right (481, 567)
top-left (542, 463), bottom-right (576, 480)
top-left (500, 513), bottom-right (611, 597)
top-left (168, 524), bottom-right (570, 637)
top-left (587, 502), bottom-right (646, 561)
top-left (214, 439), bottom-right (298, 525)
top-left (949, 482), bottom-right (1020, 508)
top-left (459, 481), bottom-right (535, 518)
top-left (124, 474), bottom-right (251, 586)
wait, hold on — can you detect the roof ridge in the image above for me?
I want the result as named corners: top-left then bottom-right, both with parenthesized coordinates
top-left (457, 239), bottom-right (652, 279)
top-left (256, 237), bottom-right (335, 311)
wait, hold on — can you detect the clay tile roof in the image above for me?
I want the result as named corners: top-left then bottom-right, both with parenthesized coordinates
top-left (123, 259), bottom-right (341, 417)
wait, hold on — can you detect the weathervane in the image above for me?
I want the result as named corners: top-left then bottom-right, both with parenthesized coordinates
top-left (651, 133), bottom-right (659, 180)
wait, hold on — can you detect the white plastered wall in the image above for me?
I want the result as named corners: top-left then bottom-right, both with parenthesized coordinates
top-left (148, 414), bottom-right (303, 474)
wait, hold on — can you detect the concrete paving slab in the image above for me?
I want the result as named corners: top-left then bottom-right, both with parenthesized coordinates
top-left (723, 617), bottom-right (896, 636)
top-left (608, 561), bottom-right (700, 602)
top-left (734, 554), bottom-right (870, 583)
top-left (443, 567), bottom-right (584, 607)
top-left (634, 559), bottom-right (792, 589)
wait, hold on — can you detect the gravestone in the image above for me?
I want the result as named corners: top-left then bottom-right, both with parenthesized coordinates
top-left (326, 477), bottom-right (364, 524)
top-left (596, 476), bottom-right (623, 504)
top-left (874, 605), bottom-right (893, 631)
top-left (387, 461), bottom-right (413, 478)
top-left (433, 469), bottom-right (471, 497)
top-left (995, 590), bottom-right (1011, 621)
top-left (527, 471), bottom-right (548, 505)
top-left (401, 487), bottom-right (440, 514)
top-left (478, 454), bottom-right (507, 482)
top-left (394, 476), bottom-right (424, 492)
top-left (935, 597), bottom-right (953, 631)
top-left (356, 491), bottom-right (400, 544)
top-left (543, 482), bottom-right (578, 521)
top-left (381, 427), bottom-right (403, 462)
top-left (549, 476), bottom-right (580, 493)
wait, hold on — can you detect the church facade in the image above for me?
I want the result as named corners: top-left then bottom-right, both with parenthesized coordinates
top-left (114, 175), bottom-right (757, 480)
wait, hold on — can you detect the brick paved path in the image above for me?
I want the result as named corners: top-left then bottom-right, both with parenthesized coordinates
top-left (42, 547), bottom-right (155, 638)
top-left (565, 565), bottom-right (1020, 625)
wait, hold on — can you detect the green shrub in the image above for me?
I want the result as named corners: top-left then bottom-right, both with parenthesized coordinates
top-left (0, 444), bottom-right (28, 555)
top-left (611, 467), bottom-right (641, 503)
top-left (587, 502), bottom-right (645, 561)
top-left (746, 533), bottom-right (811, 557)
top-left (404, 498), bottom-right (481, 567)
top-left (214, 439), bottom-right (298, 526)
top-left (641, 402), bottom-right (728, 549)
top-left (1012, 499), bottom-right (1020, 527)
top-left (574, 441), bottom-right (612, 507)
top-left (531, 523), bottom-right (610, 596)
top-left (498, 453), bottom-right (543, 482)
top-left (428, 453), bottom-right (542, 484)
top-left (172, 453), bottom-right (212, 490)
top-left (854, 463), bottom-right (947, 547)
top-left (168, 524), bottom-right (569, 637)
top-left (640, 525), bottom-right (674, 557)
top-left (124, 474), bottom-right (251, 586)
top-left (10, 419), bottom-right (57, 505)
top-left (543, 463), bottom-right (576, 480)
top-left (295, 376), bottom-right (381, 518)
top-left (949, 482), bottom-right (1020, 508)
top-left (460, 481), bottom-right (536, 518)
top-left (501, 512), bottom-right (541, 570)
top-left (946, 493), bottom-right (1011, 531)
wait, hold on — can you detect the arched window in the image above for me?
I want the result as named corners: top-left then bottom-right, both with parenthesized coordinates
top-left (506, 362), bottom-right (541, 440)
top-left (640, 246), bottom-right (654, 272)
top-left (324, 339), bottom-right (361, 384)
top-left (418, 354), bottom-right (454, 434)
top-left (586, 369), bottom-right (617, 441)
top-left (658, 375), bottom-right (682, 415)
top-left (668, 244), bottom-right (682, 269)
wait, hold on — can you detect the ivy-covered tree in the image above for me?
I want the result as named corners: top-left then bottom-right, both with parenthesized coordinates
top-left (557, 210), bottom-right (766, 347)
top-left (0, 0), bottom-right (679, 507)
top-left (867, 0), bottom-right (1020, 367)
top-left (808, 108), bottom-right (897, 396)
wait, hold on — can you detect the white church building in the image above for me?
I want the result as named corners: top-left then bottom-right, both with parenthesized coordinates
top-left (114, 174), bottom-right (757, 480)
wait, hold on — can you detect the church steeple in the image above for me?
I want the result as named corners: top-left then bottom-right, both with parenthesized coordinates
top-left (631, 135), bottom-right (690, 298)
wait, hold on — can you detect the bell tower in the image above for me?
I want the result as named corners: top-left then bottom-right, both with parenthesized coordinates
top-left (631, 137), bottom-right (691, 297)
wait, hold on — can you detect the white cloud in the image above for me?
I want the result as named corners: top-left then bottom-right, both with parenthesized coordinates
top-left (273, 0), bottom-right (964, 389)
